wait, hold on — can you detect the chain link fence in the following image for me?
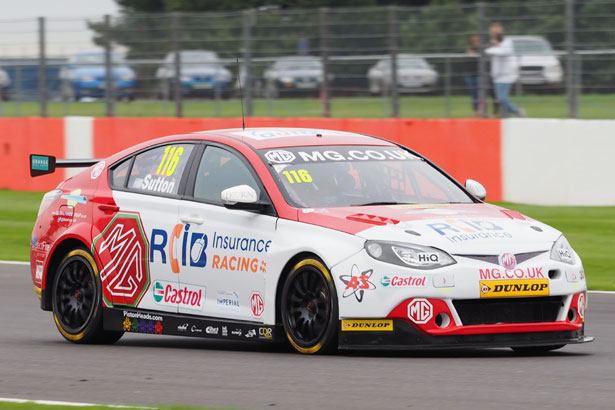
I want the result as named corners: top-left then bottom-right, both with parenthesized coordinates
top-left (0, 0), bottom-right (613, 118)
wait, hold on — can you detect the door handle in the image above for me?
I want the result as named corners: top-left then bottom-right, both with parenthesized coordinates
top-left (180, 216), bottom-right (204, 225)
top-left (98, 204), bottom-right (120, 212)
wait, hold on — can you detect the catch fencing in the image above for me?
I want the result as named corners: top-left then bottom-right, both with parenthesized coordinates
top-left (0, 0), bottom-right (613, 118)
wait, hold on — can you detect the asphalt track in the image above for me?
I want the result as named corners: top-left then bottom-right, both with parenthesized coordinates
top-left (1, 262), bottom-right (614, 410)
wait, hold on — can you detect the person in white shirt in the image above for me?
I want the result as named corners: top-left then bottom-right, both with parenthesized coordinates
top-left (485, 33), bottom-right (525, 117)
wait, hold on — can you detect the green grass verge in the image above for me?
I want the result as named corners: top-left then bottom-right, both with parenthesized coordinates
top-left (1, 94), bottom-right (614, 118)
top-left (1, 190), bottom-right (612, 290)
top-left (0, 402), bottom-right (226, 410)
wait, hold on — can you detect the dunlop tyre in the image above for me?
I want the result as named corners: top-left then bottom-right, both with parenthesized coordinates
top-left (281, 258), bottom-right (338, 354)
top-left (52, 248), bottom-right (123, 344)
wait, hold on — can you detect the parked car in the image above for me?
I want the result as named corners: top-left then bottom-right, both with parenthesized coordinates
top-left (29, 127), bottom-right (591, 354)
top-left (155, 50), bottom-right (233, 99)
top-left (508, 35), bottom-right (563, 87)
top-left (368, 54), bottom-right (438, 95)
top-left (263, 56), bottom-right (327, 97)
top-left (0, 67), bottom-right (10, 100)
top-left (58, 51), bottom-right (136, 101)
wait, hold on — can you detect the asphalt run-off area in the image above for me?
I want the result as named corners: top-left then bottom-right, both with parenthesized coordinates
top-left (1, 262), bottom-right (614, 410)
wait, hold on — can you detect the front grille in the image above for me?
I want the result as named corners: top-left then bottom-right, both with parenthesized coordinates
top-left (453, 296), bottom-right (562, 326)
top-left (521, 66), bottom-right (544, 72)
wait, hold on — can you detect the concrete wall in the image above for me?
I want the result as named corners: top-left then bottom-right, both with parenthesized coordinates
top-left (502, 119), bottom-right (615, 206)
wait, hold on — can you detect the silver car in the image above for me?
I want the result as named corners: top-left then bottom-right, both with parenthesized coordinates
top-left (508, 36), bottom-right (563, 87)
top-left (155, 50), bottom-right (233, 99)
top-left (263, 56), bottom-right (326, 97)
top-left (368, 54), bottom-right (438, 95)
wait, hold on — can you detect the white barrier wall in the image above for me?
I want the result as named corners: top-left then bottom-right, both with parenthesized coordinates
top-left (502, 118), bottom-right (615, 206)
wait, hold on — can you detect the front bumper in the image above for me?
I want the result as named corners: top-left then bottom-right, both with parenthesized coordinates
top-left (339, 320), bottom-right (593, 350)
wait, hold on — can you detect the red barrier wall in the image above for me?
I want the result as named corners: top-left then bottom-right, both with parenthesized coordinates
top-left (93, 117), bottom-right (502, 200)
top-left (0, 117), bottom-right (501, 201)
top-left (0, 117), bottom-right (65, 192)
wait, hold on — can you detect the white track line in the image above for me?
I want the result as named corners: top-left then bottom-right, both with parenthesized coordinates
top-left (0, 260), bottom-right (29, 266)
top-left (0, 397), bottom-right (155, 408)
top-left (1, 260), bottom-right (613, 294)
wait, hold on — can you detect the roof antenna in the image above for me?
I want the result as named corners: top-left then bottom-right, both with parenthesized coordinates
top-left (236, 58), bottom-right (246, 131)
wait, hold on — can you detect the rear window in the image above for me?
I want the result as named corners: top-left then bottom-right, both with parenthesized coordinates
top-left (126, 144), bottom-right (194, 196)
top-left (109, 158), bottom-right (132, 188)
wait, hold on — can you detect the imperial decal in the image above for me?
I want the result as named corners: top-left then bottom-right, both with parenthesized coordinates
top-left (339, 265), bottom-right (376, 303)
top-left (93, 213), bottom-right (150, 307)
top-left (479, 279), bottom-right (549, 298)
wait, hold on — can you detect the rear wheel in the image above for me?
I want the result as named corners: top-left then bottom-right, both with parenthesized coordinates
top-left (52, 248), bottom-right (123, 344)
top-left (281, 258), bottom-right (338, 354)
top-left (511, 344), bottom-right (565, 354)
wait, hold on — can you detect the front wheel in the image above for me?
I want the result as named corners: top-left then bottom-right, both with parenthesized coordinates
top-left (52, 248), bottom-right (123, 344)
top-left (281, 258), bottom-right (338, 354)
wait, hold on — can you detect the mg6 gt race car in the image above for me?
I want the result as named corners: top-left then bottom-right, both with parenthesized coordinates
top-left (29, 127), bottom-right (593, 354)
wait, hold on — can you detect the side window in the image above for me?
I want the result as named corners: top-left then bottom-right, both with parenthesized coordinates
top-left (109, 158), bottom-right (131, 188)
top-left (127, 144), bottom-right (193, 196)
top-left (193, 146), bottom-right (261, 204)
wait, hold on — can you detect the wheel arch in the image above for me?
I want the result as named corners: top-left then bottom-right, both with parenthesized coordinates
top-left (274, 251), bottom-right (335, 327)
top-left (41, 237), bottom-right (90, 311)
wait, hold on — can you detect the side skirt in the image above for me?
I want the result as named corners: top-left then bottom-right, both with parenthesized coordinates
top-left (103, 307), bottom-right (279, 342)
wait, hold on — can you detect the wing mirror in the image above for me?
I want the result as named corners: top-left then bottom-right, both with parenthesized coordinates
top-left (465, 179), bottom-right (486, 201)
top-left (221, 185), bottom-right (265, 211)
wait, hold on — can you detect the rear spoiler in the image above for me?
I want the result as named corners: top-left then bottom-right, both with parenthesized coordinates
top-left (30, 154), bottom-right (102, 177)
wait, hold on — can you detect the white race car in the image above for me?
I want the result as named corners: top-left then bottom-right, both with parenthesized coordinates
top-left (29, 127), bottom-right (592, 354)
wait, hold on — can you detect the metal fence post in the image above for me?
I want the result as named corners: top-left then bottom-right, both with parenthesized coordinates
top-left (242, 9), bottom-right (254, 116)
top-left (444, 57), bottom-right (451, 117)
top-left (38, 17), bottom-right (47, 117)
top-left (104, 14), bottom-right (114, 117)
top-left (476, 3), bottom-right (487, 117)
top-left (388, 5), bottom-right (399, 118)
top-left (318, 7), bottom-right (330, 118)
top-left (172, 12), bottom-right (182, 118)
top-left (565, 0), bottom-right (577, 118)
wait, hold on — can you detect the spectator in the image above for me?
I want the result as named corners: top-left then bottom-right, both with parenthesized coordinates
top-left (464, 34), bottom-right (480, 117)
top-left (485, 32), bottom-right (525, 118)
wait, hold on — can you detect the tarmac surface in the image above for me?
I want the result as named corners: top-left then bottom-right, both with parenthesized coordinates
top-left (1, 262), bottom-right (614, 410)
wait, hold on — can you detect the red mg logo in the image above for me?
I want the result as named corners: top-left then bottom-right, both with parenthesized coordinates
top-left (250, 292), bottom-right (264, 318)
top-left (407, 298), bottom-right (433, 324)
top-left (498, 252), bottom-right (517, 270)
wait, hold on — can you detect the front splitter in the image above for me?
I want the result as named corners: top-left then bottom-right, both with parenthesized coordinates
top-left (338, 320), bottom-right (593, 350)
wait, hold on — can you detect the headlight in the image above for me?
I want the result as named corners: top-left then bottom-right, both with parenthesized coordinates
top-left (121, 73), bottom-right (135, 81)
top-left (365, 240), bottom-right (456, 270)
top-left (80, 76), bottom-right (95, 82)
top-left (181, 75), bottom-right (192, 82)
top-left (280, 76), bottom-right (294, 83)
top-left (550, 235), bottom-right (576, 265)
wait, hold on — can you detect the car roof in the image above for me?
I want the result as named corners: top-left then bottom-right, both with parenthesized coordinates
top-left (195, 127), bottom-right (396, 149)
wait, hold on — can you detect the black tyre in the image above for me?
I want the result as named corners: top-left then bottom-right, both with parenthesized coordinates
top-left (52, 248), bottom-right (123, 344)
top-left (511, 344), bottom-right (565, 354)
top-left (281, 258), bottom-right (338, 354)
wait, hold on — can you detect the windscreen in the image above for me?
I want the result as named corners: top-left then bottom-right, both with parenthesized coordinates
top-left (71, 53), bottom-right (125, 65)
top-left (513, 39), bottom-right (552, 54)
top-left (260, 145), bottom-right (473, 208)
